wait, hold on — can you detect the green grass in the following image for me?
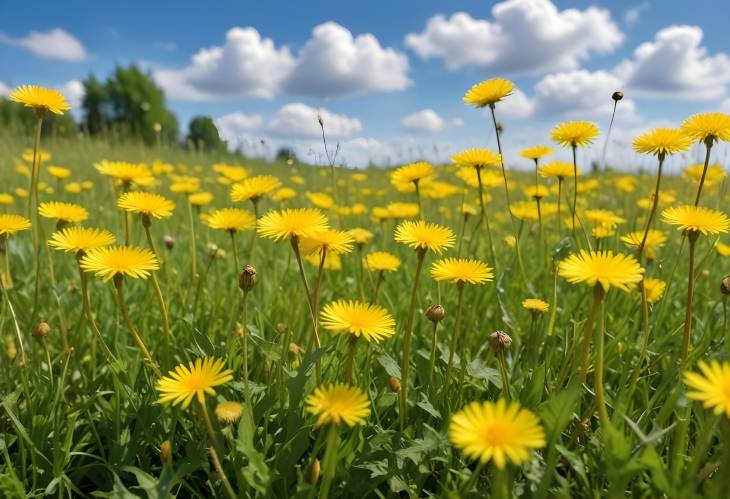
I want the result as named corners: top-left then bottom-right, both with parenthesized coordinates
top-left (0, 130), bottom-right (729, 498)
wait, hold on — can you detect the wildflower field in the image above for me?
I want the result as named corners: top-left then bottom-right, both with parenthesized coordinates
top-left (1, 83), bottom-right (730, 499)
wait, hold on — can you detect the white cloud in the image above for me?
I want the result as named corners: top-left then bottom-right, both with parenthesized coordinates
top-left (499, 88), bottom-right (535, 118)
top-left (155, 22), bottom-right (409, 101)
top-left (617, 25), bottom-right (730, 100)
top-left (624, 2), bottom-right (649, 27)
top-left (0, 81), bottom-right (9, 96)
top-left (0, 28), bottom-right (87, 61)
top-left (284, 22), bottom-right (410, 97)
top-left (60, 80), bottom-right (85, 109)
top-left (215, 112), bottom-right (264, 145)
top-left (154, 27), bottom-right (294, 100)
top-left (401, 109), bottom-right (445, 133)
top-left (267, 103), bottom-right (362, 139)
top-left (404, 0), bottom-right (622, 74)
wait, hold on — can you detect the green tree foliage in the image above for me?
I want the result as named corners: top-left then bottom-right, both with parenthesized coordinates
top-left (81, 65), bottom-right (178, 144)
top-left (187, 116), bottom-right (226, 151)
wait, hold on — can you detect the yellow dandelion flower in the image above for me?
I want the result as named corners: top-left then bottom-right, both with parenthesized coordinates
top-left (215, 401), bottom-right (244, 424)
top-left (38, 201), bottom-right (88, 223)
top-left (641, 278), bottom-right (666, 304)
top-left (80, 245), bottom-right (159, 281)
top-left (523, 185), bottom-right (550, 199)
top-left (522, 298), bottom-right (549, 314)
top-left (620, 230), bottom-right (667, 259)
top-left (9, 85), bottom-right (71, 115)
top-left (390, 162), bottom-right (434, 191)
top-left (48, 227), bottom-right (115, 255)
top-left (299, 229), bottom-right (354, 256)
top-left (306, 192), bottom-right (335, 210)
top-left (661, 205), bottom-right (730, 235)
top-left (320, 300), bottom-right (395, 343)
top-left (387, 202), bottom-right (420, 219)
top-left (632, 128), bottom-right (693, 156)
top-left (117, 191), bottom-right (175, 219)
top-left (0, 214), bottom-right (31, 236)
top-left (365, 251), bottom-right (400, 272)
top-left (206, 208), bottom-right (256, 232)
top-left (47, 166), bottom-right (72, 180)
top-left (347, 228), bottom-right (373, 245)
top-left (451, 149), bottom-right (502, 169)
top-left (520, 146), bottom-right (553, 160)
top-left (558, 250), bottom-right (644, 292)
top-left (189, 192), bottom-right (214, 207)
top-left (683, 164), bottom-right (726, 186)
top-left (95, 161), bottom-right (154, 187)
top-left (615, 176), bottom-right (637, 193)
top-left (717, 242), bottom-right (730, 257)
top-left (305, 383), bottom-right (371, 427)
top-left (0, 194), bottom-right (14, 205)
top-left (539, 161), bottom-right (579, 179)
top-left (430, 258), bottom-right (494, 285)
top-left (684, 360), bottom-right (730, 418)
top-left (258, 208), bottom-right (329, 241)
top-left (394, 220), bottom-right (455, 254)
top-left (290, 175), bottom-right (305, 185)
top-left (551, 121), bottom-right (600, 148)
top-left (449, 399), bottom-right (546, 469)
top-left (463, 78), bottom-right (514, 108)
top-left (304, 251), bottom-right (341, 270)
top-left (231, 175), bottom-right (281, 203)
top-left (156, 357), bottom-right (233, 409)
top-left (65, 182), bottom-right (82, 194)
top-left (272, 187), bottom-right (297, 202)
top-left (584, 209), bottom-right (626, 227)
top-left (510, 201), bottom-right (540, 221)
top-left (681, 113), bottom-right (730, 143)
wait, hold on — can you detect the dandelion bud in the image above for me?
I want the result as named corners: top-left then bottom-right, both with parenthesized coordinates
top-left (425, 304), bottom-right (445, 324)
top-left (207, 243), bottom-right (218, 255)
top-left (489, 331), bottom-right (512, 354)
top-left (6, 344), bottom-right (16, 360)
top-left (141, 213), bottom-right (152, 228)
top-left (160, 440), bottom-right (172, 464)
top-left (306, 458), bottom-right (321, 484)
top-left (153, 122), bottom-right (162, 133)
top-left (317, 114), bottom-right (324, 128)
top-left (388, 376), bottom-right (401, 392)
top-left (721, 276), bottom-right (730, 295)
top-left (164, 235), bottom-right (174, 250)
top-left (276, 323), bottom-right (287, 334)
top-left (216, 248), bottom-right (227, 259)
top-left (239, 264), bottom-right (257, 292)
top-left (612, 91), bottom-right (624, 101)
top-left (33, 322), bottom-right (51, 338)
top-left (215, 401), bottom-right (243, 424)
top-left (701, 269), bottom-right (710, 279)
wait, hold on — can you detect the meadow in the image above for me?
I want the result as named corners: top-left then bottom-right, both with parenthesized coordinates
top-left (1, 83), bottom-right (730, 498)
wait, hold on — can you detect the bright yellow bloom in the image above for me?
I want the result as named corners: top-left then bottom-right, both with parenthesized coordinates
top-left (451, 149), bottom-right (502, 169)
top-left (272, 187), bottom-right (296, 202)
top-left (584, 209), bottom-right (626, 227)
top-left (347, 228), bottom-right (374, 245)
top-left (290, 175), bottom-right (305, 185)
top-left (449, 399), bottom-right (546, 469)
top-left (306, 192), bottom-right (335, 209)
top-left (520, 146), bottom-right (553, 160)
top-left (320, 300), bottom-right (395, 343)
top-left (558, 250), bottom-right (644, 293)
top-left (48, 227), bottom-right (115, 254)
top-left (592, 225), bottom-right (615, 239)
top-left (0, 194), bottom-right (14, 205)
top-left (456, 168), bottom-right (502, 189)
top-left (258, 208), bottom-right (329, 241)
top-left (299, 229), bottom-right (354, 256)
top-left (551, 121), bottom-right (600, 148)
top-left (386, 202), bottom-right (420, 219)
top-left (641, 278), bottom-right (666, 304)
top-left (522, 298), bottom-right (549, 314)
top-left (463, 78), bottom-right (514, 108)
top-left (632, 128), bottom-right (693, 156)
top-left (661, 205), bottom-right (730, 235)
top-left (22, 149), bottom-right (51, 163)
top-left (394, 220), bottom-right (455, 254)
top-left (615, 176), bottom-right (637, 193)
top-left (95, 161), bottom-right (154, 186)
top-left (365, 251), bottom-right (401, 272)
top-left (523, 185), bottom-right (550, 199)
top-left (681, 113), bottom-right (730, 143)
top-left (156, 357), bottom-right (233, 409)
top-left (169, 175), bottom-right (200, 194)
top-left (503, 235), bottom-right (517, 248)
top-left (231, 175), bottom-right (281, 202)
top-left (390, 162), bottom-right (434, 191)
top-left (539, 161), bottom-right (579, 179)
top-left (38, 201), bottom-right (88, 223)
top-left (304, 252), bottom-right (341, 270)
top-left (65, 182), bottom-right (82, 194)
top-left (117, 192), bottom-right (175, 219)
top-left (683, 164), bottom-right (726, 186)
top-left (717, 242), bottom-right (730, 257)
top-left (215, 401), bottom-right (244, 424)
top-left (9, 85), bottom-right (70, 115)
top-left (620, 230), bottom-right (667, 260)
top-left (511, 201), bottom-right (540, 221)
top-left (684, 360), bottom-right (730, 418)
top-left (0, 214), bottom-right (31, 236)
top-left (206, 208), bottom-right (256, 232)
top-left (305, 383), bottom-right (371, 427)
top-left (47, 166), bottom-right (72, 180)
top-left (81, 246), bottom-right (159, 281)
top-left (430, 258), bottom-right (493, 285)
top-left (189, 192), bottom-right (214, 207)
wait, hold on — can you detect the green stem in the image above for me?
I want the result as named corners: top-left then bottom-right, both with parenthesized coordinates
top-left (681, 233), bottom-right (698, 363)
top-left (197, 399), bottom-right (237, 499)
top-left (694, 140), bottom-right (713, 206)
top-left (187, 197), bottom-right (197, 279)
top-left (143, 224), bottom-right (170, 344)
top-left (444, 283), bottom-right (465, 390)
top-left (230, 230), bottom-right (240, 275)
top-left (637, 154), bottom-right (665, 256)
top-left (78, 261), bottom-right (118, 367)
top-left (318, 424), bottom-right (339, 499)
top-left (114, 277), bottom-right (160, 376)
top-left (346, 335), bottom-right (357, 384)
top-left (240, 290), bottom-right (253, 412)
top-left (428, 320), bottom-right (439, 388)
top-left (595, 298), bottom-right (608, 423)
top-left (579, 286), bottom-right (605, 384)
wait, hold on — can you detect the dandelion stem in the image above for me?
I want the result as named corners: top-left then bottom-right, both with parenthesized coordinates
top-left (291, 237), bottom-right (321, 383)
top-left (248, 199), bottom-right (259, 261)
top-left (197, 399), bottom-right (237, 499)
top-left (77, 260), bottom-right (118, 367)
top-left (114, 277), bottom-right (160, 376)
top-left (428, 319), bottom-right (439, 388)
top-left (345, 335), bottom-right (357, 384)
top-left (371, 270), bottom-right (384, 304)
top-left (595, 299), bottom-right (608, 423)
top-left (579, 286), bottom-right (605, 384)
top-left (444, 283), bottom-right (465, 390)
top-left (240, 289), bottom-right (253, 412)
top-left (496, 349), bottom-right (511, 401)
top-left (318, 424), bottom-right (339, 499)
top-left (229, 231), bottom-right (240, 274)
top-left (571, 146), bottom-right (579, 241)
top-left (681, 233), bottom-right (699, 363)
top-left (476, 167), bottom-right (497, 267)
top-left (637, 154), bottom-right (665, 256)
top-left (143, 224), bottom-right (171, 344)
top-left (399, 248), bottom-right (426, 431)
top-left (187, 196), bottom-right (197, 279)
top-left (694, 140), bottom-right (713, 206)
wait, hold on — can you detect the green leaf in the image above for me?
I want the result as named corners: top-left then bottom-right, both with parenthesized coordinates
top-left (376, 353), bottom-right (401, 379)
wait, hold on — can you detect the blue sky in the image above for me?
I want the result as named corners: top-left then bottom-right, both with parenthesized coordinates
top-left (2, 0), bottom-right (730, 168)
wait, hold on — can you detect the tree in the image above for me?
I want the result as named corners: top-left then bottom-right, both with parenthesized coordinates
top-left (276, 147), bottom-right (297, 163)
top-left (80, 65), bottom-right (178, 144)
top-left (187, 116), bottom-right (225, 151)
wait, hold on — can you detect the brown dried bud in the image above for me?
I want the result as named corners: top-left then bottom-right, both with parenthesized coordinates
top-left (33, 322), bottom-right (51, 338)
top-left (388, 376), bottom-right (401, 392)
top-left (160, 440), bottom-right (172, 464)
top-left (721, 276), bottom-right (730, 295)
top-left (489, 331), bottom-right (512, 354)
top-left (425, 304), bottom-right (445, 324)
top-left (612, 91), bottom-right (624, 101)
top-left (163, 235), bottom-right (174, 250)
top-left (276, 323), bottom-right (287, 334)
top-left (239, 264), bottom-right (257, 292)
top-left (495, 122), bottom-right (504, 135)
top-left (317, 114), bottom-right (324, 128)
top-left (306, 458), bottom-right (321, 485)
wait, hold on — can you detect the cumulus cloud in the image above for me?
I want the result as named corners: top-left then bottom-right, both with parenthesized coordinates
top-left (0, 81), bottom-right (9, 96)
top-left (0, 28), bottom-right (87, 61)
top-left (401, 109), bottom-right (446, 133)
top-left (617, 25), bottom-right (730, 100)
top-left (155, 22), bottom-right (409, 101)
top-left (283, 22), bottom-right (410, 97)
top-left (215, 112), bottom-right (265, 145)
top-left (60, 80), bottom-right (85, 109)
top-left (267, 103), bottom-right (362, 139)
top-left (154, 27), bottom-right (294, 100)
top-left (499, 89), bottom-right (536, 118)
top-left (624, 2), bottom-right (649, 27)
top-left (404, 0), bottom-right (622, 74)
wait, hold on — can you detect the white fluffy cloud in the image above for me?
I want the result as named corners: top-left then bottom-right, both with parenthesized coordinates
top-left (0, 28), bottom-right (87, 61)
top-left (154, 27), bottom-right (294, 100)
top-left (404, 0), bottom-right (622, 74)
top-left (267, 103), bottom-right (362, 139)
top-left (0, 81), bottom-right (9, 96)
top-left (401, 109), bottom-right (446, 133)
top-left (283, 22), bottom-right (410, 97)
top-left (155, 22), bottom-right (409, 101)
top-left (60, 80), bottom-right (85, 109)
top-left (617, 25), bottom-right (730, 100)
top-left (215, 112), bottom-right (265, 145)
